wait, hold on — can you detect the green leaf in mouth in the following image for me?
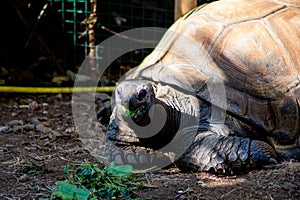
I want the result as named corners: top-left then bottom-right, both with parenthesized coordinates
top-left (124, 109), bottom-right (133, 117)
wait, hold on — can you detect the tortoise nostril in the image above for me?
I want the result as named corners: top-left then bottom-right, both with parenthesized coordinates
top-left (137, 89), bottom-right (147, 101)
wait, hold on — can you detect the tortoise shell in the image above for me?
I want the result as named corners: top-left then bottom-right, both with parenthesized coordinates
top-left (124, 0), bottom-right (300, 151)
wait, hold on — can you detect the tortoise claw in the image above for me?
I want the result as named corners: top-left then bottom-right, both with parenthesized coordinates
top-left (249, 140), bottom-right (278, 167)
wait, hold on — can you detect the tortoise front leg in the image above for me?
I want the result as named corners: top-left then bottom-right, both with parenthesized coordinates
top-left (175, 132), bottom-right (278, 174)
top-left (105, 119), bottom-right (173, 170)
top-left (105, 139), bottom-right (175, 171)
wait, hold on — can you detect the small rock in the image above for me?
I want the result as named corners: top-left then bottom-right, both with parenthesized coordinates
top-left (52, 93), bottom-right (62, 100)
top-left (64, 127), bottom-right (75, 134)
top-left (23, 124), bottom-right (35, 131)
top-left (49, 130), bottom-right (63, 140)
top-left (19, 174), bottom-right (30, 182)
top-left (0, 148), bottom-right (6, 154)
top-left (177, 189), bottom-right (185, 194)
top-left (0, 126), bottom-right (10, 134)
top-left (5, 144), bottom-right (15, 148)
top-left (281, 181), bottom-right (298, 191)
top-left (53, 113), bottom-right (62, 118)
top-left (24, 146), bottom-right (36, 151)
top-left (36, 124), bottom-right (52, 134)
top-left (42, 103), bottom-right (48, 108)
top-left (31, 154), bottom-right (44, 161)
top-left (8, 120), bottom-right (24, 127)
top-left (28, 101), bottom-right (39, 111)
top-left (42, 110), bottom-right (48, 115)
top-left (30, 117), bottom-right (42, 125)
top-left (11, 125), bottom-right (24, 133)
top-left (42, 122), bottom-right (51, 127)
top-left (38, 117), bottom-right (48, 122)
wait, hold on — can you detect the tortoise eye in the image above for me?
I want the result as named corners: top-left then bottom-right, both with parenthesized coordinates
top-left (137, 89), bottom-right (147, 101)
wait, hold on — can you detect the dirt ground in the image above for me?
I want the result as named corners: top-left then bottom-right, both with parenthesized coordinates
top-left (0, 93), bottom-right (300, 200)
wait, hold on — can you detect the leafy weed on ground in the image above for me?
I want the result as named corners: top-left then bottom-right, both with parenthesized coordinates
top-left (22, 160), bottom-right (48, 175)
top-left (50, 162), bottom-right (152, 200)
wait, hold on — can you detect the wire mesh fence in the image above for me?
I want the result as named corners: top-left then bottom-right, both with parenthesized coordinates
top-left (46, 0), bottom-right (176, 86)
top-left (1, 0), bottom-right (210, 87)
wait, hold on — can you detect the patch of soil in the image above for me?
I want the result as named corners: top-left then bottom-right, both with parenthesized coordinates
top-left (0, 93), bottom-right (299, 199)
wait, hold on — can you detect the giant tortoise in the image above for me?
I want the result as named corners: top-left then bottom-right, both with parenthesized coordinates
top-left (103, 0), bottom-right (300, 174)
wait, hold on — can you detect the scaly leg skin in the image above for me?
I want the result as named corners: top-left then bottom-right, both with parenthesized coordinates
top-left (105, 140), bottom-right (173, 171)
top-left (175, 132), bottom-right (278, 174)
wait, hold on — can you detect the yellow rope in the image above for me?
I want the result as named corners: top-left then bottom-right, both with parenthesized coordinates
top-left (0, 86), bottom-right (115, 93)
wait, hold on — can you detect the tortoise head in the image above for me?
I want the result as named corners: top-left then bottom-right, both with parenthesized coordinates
top-left (105, 79), bottom-right (193, 167)
top-left (107, 79), bottom-right (160, 145)
top-left (106, 80), bottom-right (177, 168)
top-left (114, 79), bottom-right (156, 126)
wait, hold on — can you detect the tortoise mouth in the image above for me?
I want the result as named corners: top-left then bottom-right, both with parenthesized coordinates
top-left (125, 102), bottom-right (150, 121)
top-left (106, 118), bottom-right (140, 144)
top-left (121, 83), bottom-right (156, 126)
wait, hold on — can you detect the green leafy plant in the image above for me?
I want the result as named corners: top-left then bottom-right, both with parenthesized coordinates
top-left (50, 162), bottom-right (152, 200)
top-left (22, 160), bottom-right (48, 175)
top-left (51, 181), bottom-right (90, 200)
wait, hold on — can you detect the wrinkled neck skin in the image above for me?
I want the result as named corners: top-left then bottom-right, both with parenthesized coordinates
top-left (107, 82), bottom-right (202, 150)
top-left (154, 83), bottom-right (201, 129)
